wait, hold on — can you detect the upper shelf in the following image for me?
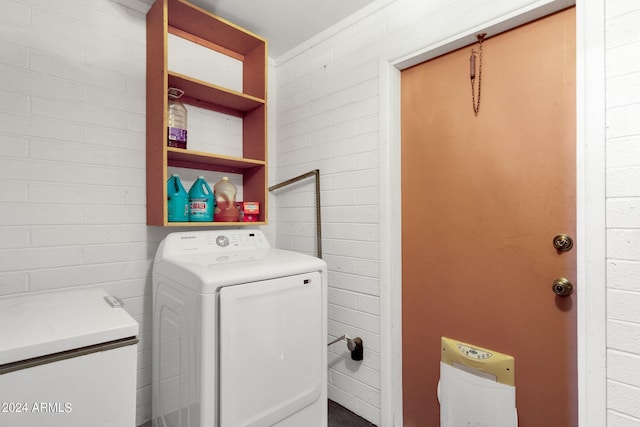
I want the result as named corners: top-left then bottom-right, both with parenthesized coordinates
top-left (167, 0), bottom-right (265, 56)
top-left (165, 0), bottom-right (267, 101)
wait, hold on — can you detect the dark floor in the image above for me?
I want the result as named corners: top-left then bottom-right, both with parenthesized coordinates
top-left (329, 400), bottom-right (377, 427)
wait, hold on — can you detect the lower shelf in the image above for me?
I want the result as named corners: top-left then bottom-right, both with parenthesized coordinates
top-left (162, 221), bottom-right (266, 227)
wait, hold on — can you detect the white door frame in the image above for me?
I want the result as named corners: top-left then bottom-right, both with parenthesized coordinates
top-left (378, 1), bottom-right (606, 425)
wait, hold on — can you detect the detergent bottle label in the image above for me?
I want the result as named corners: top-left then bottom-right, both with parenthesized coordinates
top-left (190, 198), bottom-right (209, 215)
top-left (188, 176), bottom-right (214, 222)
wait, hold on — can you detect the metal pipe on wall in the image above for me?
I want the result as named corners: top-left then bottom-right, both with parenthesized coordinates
top-left (268, 169), bottom-right (322, 259)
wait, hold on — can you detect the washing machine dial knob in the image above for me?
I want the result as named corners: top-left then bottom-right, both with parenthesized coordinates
top-left (216, 235), bottom-right (229, 247)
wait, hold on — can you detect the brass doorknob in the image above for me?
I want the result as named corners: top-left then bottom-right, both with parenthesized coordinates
top-left (553, 234), bottom-right (574, 252)
top-left (552, 278), bottom-right (574, 297)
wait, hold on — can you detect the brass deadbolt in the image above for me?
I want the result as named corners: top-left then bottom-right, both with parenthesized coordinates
top-left (553, 234), bottom-right (574, 252)
top-left (552, 278), bottom-right (574, 297)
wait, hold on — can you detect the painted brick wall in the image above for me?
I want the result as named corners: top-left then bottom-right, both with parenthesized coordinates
top-left (0, 1), bottom-right (275, 425)
top-left (605, 2), bottom-right (640, 425)
top-left (0, 3), bottom-right (155, 423)
top-left (5, 0), bottom-right (636, 426)
top-left (275, 22), bottom-right (386, 427)
top-left (0, 0), bottom-right (154, 421)
top-left (274, 0), bottom-right (576, 424)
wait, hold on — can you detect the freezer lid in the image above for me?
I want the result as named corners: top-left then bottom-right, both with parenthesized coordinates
top-left (0, 288), bottom-right (138, 365)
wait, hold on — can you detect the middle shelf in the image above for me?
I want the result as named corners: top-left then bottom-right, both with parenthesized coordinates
top-left (168, 71), bottom-right (265, 118)
top-left (167, 147), bottom-right (266, 174)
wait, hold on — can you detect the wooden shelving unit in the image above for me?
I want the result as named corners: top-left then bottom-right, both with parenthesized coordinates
top-left (146, 0), bottom-right (268, 226)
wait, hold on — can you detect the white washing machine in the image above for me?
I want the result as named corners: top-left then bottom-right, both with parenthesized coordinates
top-left (152, 229), bottom-right (327, 427)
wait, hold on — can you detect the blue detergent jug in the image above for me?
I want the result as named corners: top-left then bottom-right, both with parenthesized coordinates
top-left (189, 176), bottom-right (214, 222)
top-left (167, 174), bottom-right (189, 222)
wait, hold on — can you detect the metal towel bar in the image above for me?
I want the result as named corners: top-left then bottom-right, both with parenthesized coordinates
top-left (269, 169), bottom-right (322, 259)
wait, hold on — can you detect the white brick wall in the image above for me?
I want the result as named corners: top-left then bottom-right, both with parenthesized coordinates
top-left (275, 0), bottom-right (579, 424)
top-left (276, 48), bottom-right (385, 424)
top-left (0, 2), bottom-right (163, 424)
top-left (4, 0), bottom-right (638, 425)
top-left (0, 1), bottom-right (276, 425)
top-left (606, 1), bottom-right (640, 425)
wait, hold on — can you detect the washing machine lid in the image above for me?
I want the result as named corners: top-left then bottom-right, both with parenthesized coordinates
top-left (153, 230), bottom-right (327, 293)
top-left (0, 288), bottom-right (139, 365)
top-left (155, 247), bottom-right (326, 293)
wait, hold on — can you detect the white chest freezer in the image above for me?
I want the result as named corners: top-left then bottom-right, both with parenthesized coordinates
top-left (0, 287), bottom-right (139, 427)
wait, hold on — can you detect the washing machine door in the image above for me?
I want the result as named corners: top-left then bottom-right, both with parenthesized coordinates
top-left (219, 271), bottom-right (323, 427)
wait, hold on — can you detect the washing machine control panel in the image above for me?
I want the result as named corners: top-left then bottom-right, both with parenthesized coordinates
top-left (208, 232), bottom-right (267, 250)
top-left (163, 230), bottom-right (270, 257)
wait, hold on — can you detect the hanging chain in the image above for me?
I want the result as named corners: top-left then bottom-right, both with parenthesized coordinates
top-left (470, 33), bottom-right (486, 116)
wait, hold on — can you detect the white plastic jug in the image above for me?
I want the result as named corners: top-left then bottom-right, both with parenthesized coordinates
top-left (214, 177), bottom-right (239, 222)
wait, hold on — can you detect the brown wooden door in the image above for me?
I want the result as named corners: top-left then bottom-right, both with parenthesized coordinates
top-left (401, 8), bottom-right (576, 427)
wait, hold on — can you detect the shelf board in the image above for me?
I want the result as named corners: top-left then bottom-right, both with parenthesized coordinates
top-left (168, 72), bottom-right (264, 117)
top-left (168, 0), bottom-right (265, 56)
top-left (147, 0), bottom-right (268, 227)
top-left (167, 147), bottom-right (265, 174)
top-left (164, 221), bottom-right (266, 227)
